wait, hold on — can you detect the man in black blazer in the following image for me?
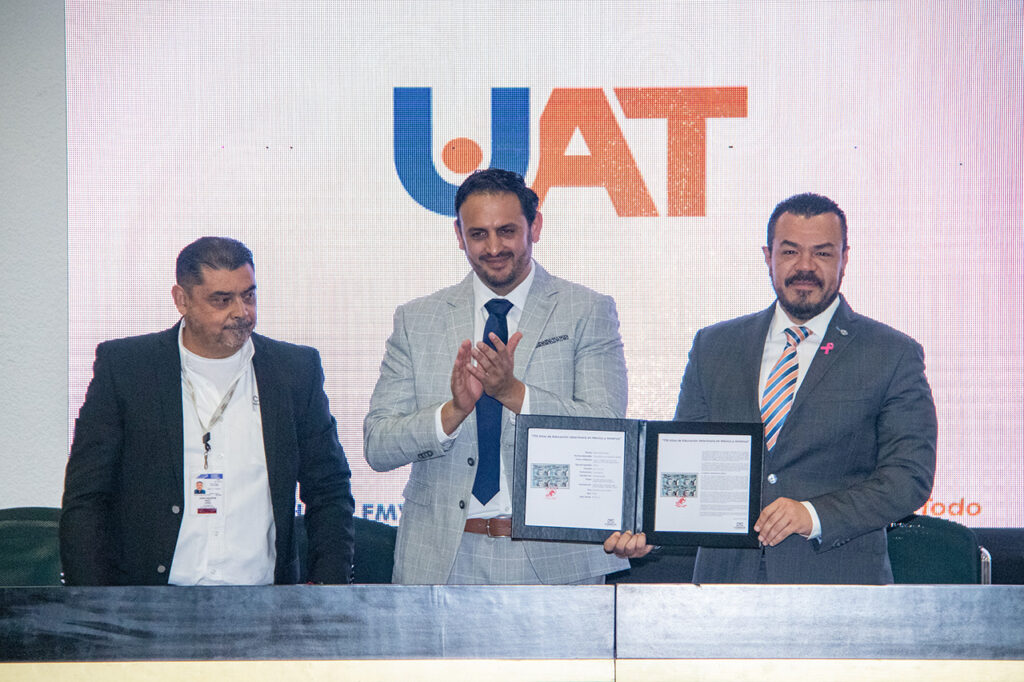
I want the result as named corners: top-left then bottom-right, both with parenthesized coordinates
top-left (61, 237), bottom-right (355, 585)
top-left (608, 193), bottom-right (936, 583)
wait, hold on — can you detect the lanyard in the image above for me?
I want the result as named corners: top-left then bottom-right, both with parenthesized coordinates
top-left (182, 363), bottom-right (250, 470)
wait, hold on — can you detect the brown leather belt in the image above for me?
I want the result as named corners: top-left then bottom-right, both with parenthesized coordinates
top-left (464, 517), bottom-right (513, 537)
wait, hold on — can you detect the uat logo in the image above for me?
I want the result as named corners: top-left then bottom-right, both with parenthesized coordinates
top-left (395, 87), bottom-right (747, 217)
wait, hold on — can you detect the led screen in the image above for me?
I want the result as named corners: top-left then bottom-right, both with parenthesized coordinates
top-left (66, 1), bottom-right (1022, 527)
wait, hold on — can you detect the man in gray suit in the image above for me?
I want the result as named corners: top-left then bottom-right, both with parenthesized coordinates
top-left (365, 169), bottom-right (629, 584)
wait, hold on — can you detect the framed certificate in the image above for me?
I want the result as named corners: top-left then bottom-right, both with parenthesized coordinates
top-left (511, 415), bottom-right (762, 548)
top-left (641, 421), bottom-right (763, 548)
top-left (511, 415), bottom-right (638, 544)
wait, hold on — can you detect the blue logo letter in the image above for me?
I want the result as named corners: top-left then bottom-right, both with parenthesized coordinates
top-left (394, 87), bottom-right (529, 216)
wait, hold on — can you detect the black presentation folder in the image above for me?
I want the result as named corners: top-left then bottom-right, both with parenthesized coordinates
top-left (512, 415), bottom-right (763, 548)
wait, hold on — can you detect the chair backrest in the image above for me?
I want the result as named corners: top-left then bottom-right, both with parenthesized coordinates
top-left (350, 516), bottom-right (397, 584)
top-left (0, 507), bottom-right (63, 587)
top-left (887, 514), bottom-right (985, 584)
top-left (295, 515), bottom-right (396, 584)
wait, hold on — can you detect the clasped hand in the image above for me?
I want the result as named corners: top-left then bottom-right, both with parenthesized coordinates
top-left (443, 331), bottom-right (524, 433)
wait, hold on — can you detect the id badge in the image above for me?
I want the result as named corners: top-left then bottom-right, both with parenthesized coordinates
top-left (191, 469), bottom-right (225, 515)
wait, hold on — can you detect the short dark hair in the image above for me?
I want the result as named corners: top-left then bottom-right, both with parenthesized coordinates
top-left (175, 237), bottom-right (254, 289)
top-left (454, 168), bottom-right (539, 226)
top-left (766, 193), bottom-right (847, 250)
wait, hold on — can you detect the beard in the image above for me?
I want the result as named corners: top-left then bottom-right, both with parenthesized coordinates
top-left (774, 270), bottom-right (842, 322)
top-left (185, 316), bottom-right (253, 357)
top-left (221, 322), bottom-right (254, 347)
top-left (474, 249), bottom-right (531, 293)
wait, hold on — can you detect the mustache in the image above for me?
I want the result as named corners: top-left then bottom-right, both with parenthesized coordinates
top-left (224, 321), bottom-right (254, 331)
top-left (785, 271), bottom-right (823, 287)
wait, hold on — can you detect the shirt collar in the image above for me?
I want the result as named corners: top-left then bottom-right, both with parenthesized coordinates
top-left (769, 294), bottom-right (841, 342)
top-left (471, 258), bottom-right (536, 313)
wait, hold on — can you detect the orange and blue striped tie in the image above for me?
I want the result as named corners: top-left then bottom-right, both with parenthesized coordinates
top-left (761, 326), bottom-right (811, 452)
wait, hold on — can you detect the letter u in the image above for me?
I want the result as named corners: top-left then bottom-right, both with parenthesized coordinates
top-left (394, 87), bottom-right (529, 216)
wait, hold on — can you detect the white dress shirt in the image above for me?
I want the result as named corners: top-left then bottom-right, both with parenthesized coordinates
top-left (170, 324), bottom-right (276, 585)
top-left (758, 295), bottom-right (841, 540)
top-left (434, 262), bottom-right (537, 519)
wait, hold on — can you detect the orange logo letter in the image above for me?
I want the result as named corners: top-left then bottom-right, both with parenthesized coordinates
top-left (533, 88), bottom-right (657, 217)
top-left (616, 87), bottom-right (747, 216)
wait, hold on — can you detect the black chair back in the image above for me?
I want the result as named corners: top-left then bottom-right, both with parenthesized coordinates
top-left (0, 507), bottom-right (63, 586)
top-left (887, 514), bottom-right (983, 584)
top-left (295, 515), bottom-right (396, 584)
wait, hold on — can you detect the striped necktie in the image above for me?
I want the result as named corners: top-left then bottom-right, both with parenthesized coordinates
top-left (760, 326), bottom-right (812, 452)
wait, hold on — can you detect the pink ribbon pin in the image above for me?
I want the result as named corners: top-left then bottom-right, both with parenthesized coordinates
top-left (820, 342), bottom-right (834, 355)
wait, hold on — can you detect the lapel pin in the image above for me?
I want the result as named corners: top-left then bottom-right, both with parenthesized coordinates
top-left (820, 342), bottom-right (834, 355)
top-left (837, 327), bottom-right (848, 336)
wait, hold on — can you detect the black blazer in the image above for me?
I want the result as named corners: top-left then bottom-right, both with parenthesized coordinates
top-left (60, 323), bottom-right (355, 585)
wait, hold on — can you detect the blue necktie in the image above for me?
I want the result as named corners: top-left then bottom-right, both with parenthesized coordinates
top-left (472, 298), bottom-right (513, 505)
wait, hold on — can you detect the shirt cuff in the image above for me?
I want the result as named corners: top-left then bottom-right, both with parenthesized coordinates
top-left (801, 500), bottom-right (822, 540)
top-left (434, 404), bottom-right (460, 449)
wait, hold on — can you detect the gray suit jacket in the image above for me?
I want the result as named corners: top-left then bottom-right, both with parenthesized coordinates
top-left (674, 296), bottom-right (936, 584)
top-left (364, 264), bottom-right (629, 584)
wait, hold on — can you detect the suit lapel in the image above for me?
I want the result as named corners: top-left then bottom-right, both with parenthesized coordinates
top-left (252, 334), bottom-right (286, 506)
top-left (743, 306), bottom-right (775, 420)
top-left (155, 323), bottom-right (186, 489)
top-left (791, 296), bottom-right (858, 413)
top-left (446, 273), bottom-right (476, 358)
top-left (445, 275), bottom-right (478, 445)
top-left (514, 263), bottom-right (556, 379)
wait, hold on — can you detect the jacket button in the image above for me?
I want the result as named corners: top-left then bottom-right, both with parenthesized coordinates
top-left (767, 474), bottom-right (778, 484)
top-left (171, 505), bottom-right (181, 514)
top-left (467, 457), bottom-right (475, 466)
top-left (157, 565), bottom-right (166, 574)
top-left (458, 500), bottom-right (466, 509)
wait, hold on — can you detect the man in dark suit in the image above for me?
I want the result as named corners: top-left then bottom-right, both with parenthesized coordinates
top-left (608, 193), bottom-right (937, 583)
top-left (61, 237), bottom-right (355, 585)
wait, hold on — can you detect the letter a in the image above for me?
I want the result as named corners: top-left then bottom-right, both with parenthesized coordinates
top-left (533, 88), bottom-right (657, 217)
